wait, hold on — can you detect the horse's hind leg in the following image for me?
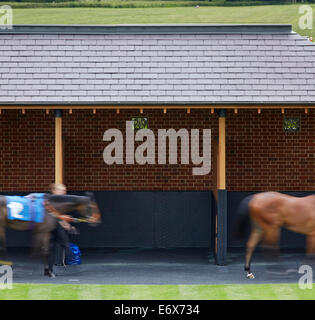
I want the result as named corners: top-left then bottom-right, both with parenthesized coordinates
top-left (0, 207), bottom-right (6, 257)
top-left (305, 233), bottom-right (315, 268)
top-left (0, 206), bottom-right (10, 265)
top-left (33, 232), bottom-right (55, 278)
top-left (245, 224), bottom-right (263, 279)
top-left (42, 233), bottom-right (56, 278)
top-left (261, 226), bottom-right (281, 262)
top-left (0, 227), bottom-right (6, 256)
top-left (0, 227), bottom-right (11, 266)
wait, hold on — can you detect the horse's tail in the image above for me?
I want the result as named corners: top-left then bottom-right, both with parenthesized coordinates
top-left (232, 195), bottom-right (253, 240)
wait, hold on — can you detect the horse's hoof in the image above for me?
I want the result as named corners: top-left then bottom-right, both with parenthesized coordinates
top-left (247, 273), bottom-right (255, 279)
top-left (44, 269), bottom-right (56, 278)
top-left (46, 272), bottom-right (56, 278)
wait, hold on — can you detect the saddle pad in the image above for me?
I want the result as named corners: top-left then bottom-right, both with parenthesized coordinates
top-left (5, 193), bottom-right (45, 223)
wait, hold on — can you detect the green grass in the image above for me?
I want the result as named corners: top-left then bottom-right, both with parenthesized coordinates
top-left (0, 283), bottom-right (315, 300)
top-left (5, 5), bottom-right (315, 38)
top-left (1, 0), bottom-right (292, 9)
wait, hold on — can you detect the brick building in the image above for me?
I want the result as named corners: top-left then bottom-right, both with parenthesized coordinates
top-left (0, 24), bottom-right (315, 264)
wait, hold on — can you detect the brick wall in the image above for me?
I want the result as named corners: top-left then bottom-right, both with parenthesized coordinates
top-left (227, 108), bottom-right (315, 191)
top-left (0, 110), bottom-right (54, 191)
top-left (1, 108), bottom-right (314, 192)
top-left (63, 109), bottom-right (217, 191)
top-left (0, 109), bottom-right (217, 191)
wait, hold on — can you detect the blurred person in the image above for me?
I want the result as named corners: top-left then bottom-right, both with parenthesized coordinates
top-left (47, 183), bottom-right (77, 276)
top-left (49, 183), bottom-right (76, 234)
top-left (50, 183), bottom-right (66, 196)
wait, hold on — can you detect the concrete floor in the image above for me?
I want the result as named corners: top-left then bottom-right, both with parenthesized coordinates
top-left (4, 247), bottom-right (312, 285)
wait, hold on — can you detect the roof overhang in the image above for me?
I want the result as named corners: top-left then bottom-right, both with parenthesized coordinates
top-left (0, 24), bottom-right (293, 35)
top-left (0, 102), bottom-right (315, 111)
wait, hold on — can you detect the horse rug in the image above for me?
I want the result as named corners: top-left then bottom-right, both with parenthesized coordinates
top-left (5, 193), bottom-right (45, 223)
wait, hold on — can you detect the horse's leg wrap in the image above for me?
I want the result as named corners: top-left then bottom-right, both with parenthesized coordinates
top-left (244, 266), bottom-right (255, 279)
top-left (44, 266), bottom-right (56, 278)
top-left (244, 227), bottom-right (262, 279)
top-left (246, 272), bottom-right (255, 279)
top-left (42, 248), bottom-right (57, 278)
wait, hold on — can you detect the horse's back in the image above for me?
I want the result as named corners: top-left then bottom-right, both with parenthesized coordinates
top-left (251, 192), bottom-right (314, 208)
top-left (249, 192), bottom-right (289, 226)
top-left (250, 192), bottom-right (287, 208)
top-left (2, 194), bottom-right (46, 224)
top-left (249, 192), bottom-right (315, 233)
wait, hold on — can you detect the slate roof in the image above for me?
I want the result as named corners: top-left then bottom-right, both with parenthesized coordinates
top-left (0, 24), bottom-right (315, 105)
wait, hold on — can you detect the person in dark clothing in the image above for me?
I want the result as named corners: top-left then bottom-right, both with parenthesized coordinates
top-left (46, 183), bottom-right (77, 276)
top-left (48, 221), bottom-right (71, 270)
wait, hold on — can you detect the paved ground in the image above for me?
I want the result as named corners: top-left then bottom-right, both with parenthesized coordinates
top-left (3, 248), bottom-right (312, 285)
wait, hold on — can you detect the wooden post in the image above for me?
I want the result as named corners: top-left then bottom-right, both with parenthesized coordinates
top-left (215, 109), bottom-right (227, 266)
top-left (218, 113), bottom-right (226, 190)
top-left (55, 109), bottom-right (63, 184)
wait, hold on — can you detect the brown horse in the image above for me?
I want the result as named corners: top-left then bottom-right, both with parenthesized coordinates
top-left (0, 193), bottom-right (101, 277)
top-left (234, 192), bottom-right (315, 279)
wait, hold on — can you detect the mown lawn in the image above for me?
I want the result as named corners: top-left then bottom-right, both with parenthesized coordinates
top-left (6, 5), bottom-right (315, 38)
top-left (0, 283), bottom-right (315, 300)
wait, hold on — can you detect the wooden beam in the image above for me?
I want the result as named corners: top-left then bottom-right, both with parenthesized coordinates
top-left (217, 113), bottom-right (226, 190)
top-left (55, 111), bottom-right (63, 184)
top-left (1, 104), bottom-right (315, 111)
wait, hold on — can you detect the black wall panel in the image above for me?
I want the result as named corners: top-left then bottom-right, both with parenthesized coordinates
top-left (0, 191), bottom-right (212, 248)
top-left (1, 190), bottom-right (312, 250)
top-left (154, 191), bottom-right (212, 248)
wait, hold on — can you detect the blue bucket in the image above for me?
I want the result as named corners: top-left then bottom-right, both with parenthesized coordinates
top-left (65, 243), bottom-right (81, 265)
